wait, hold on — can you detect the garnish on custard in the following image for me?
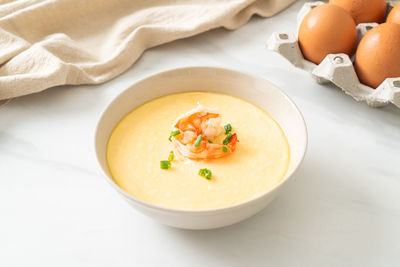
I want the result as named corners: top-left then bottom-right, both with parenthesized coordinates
top-left (169, 129), bottom-right (181, 141)
top-left (170, 104), bottom-right (238, 160)
top-left (199, 168), bottom-right (212, 180)
top-left (223, 133), bottom-right (233, 145)
top-left (224, 123), bottom-right (232, 134)
top-left (171, 129), bottom-right (180, 136)
top-left (194, 134), bottom-right (203, 147)
top-left (168, 151), bottom-right (174, 161)
top-left (160, 160), bottom-right (171, 170)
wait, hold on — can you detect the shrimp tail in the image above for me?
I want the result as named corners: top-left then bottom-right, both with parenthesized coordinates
top-left (227, 133), bottom-right (238, 152)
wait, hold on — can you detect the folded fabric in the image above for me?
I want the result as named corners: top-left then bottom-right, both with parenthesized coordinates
top-left (0, 0), bottom-right (295, 100)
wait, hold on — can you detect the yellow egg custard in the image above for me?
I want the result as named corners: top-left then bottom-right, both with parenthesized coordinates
top-left (107, 92), bottom-right (290, 210)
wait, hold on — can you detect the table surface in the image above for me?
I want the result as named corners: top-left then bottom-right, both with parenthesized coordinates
top-left (1, 1), bottom-right (400, 266)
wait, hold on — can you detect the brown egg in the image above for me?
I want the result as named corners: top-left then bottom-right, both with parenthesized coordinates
top-left (355, 23), bottom-right (400, 88)
top-left (387, 3), bottom-right (400, 24)
top-left (330, 0), bottom-right (387, 24)
top-left (298, 4), bottom-right (357, 64)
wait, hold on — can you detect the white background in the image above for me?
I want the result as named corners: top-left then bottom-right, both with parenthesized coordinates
top-left (1, 1), bottom-right (400, 266)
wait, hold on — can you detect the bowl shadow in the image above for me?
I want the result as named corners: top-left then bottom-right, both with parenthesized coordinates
top-left (156, 155), bottom-right (382, 266)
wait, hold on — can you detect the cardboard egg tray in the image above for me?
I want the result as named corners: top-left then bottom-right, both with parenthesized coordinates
top-left (266, 1), bottom-right (400, 108)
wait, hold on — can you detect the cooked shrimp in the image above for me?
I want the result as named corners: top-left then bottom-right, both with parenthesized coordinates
top-left (171, 105), bottom-right (238, 159)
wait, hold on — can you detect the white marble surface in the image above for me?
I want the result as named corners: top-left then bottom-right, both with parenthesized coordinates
top-left (1, 1), bottom-right (400, 266)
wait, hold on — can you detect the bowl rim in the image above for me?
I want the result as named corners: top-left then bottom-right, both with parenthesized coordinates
top-left (95, 66), bottom-right (308, 215)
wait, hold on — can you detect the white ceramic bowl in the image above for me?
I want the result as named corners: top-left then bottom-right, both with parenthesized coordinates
top-left (95, 67), bottom-right (307, 230)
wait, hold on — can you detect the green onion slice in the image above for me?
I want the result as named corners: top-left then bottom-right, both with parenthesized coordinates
top-left (224, 124), bottom-right (232, 134)
top-left (222, 146), bottom-right (228, 153)
top-left (171, 130), bottom-right (180, 136)
top-left (199, 168), bottom-right (212, 180)
top-left (160, 160), bottom-right (171, 170)
top-left (194, 134), bottom-right (203, 147)
top-left (169, 129), bottom-right (180, 141)
top-left (223, 133), bottom-right (233, 145)
top-left (168, 151), bottom-right (174, 161)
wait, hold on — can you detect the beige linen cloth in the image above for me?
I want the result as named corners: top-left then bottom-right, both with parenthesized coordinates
top-left (0, 0), bottom-right (294, 100)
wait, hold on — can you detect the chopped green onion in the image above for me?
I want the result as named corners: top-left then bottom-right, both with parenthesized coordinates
top-left (224, 124), bottom-right (232, 134)
top-left (168, 151), bottom-right (174, 161)
top-left (199, 168), bottom-right (212, 180)
top-left (171, 130), bottom-right (181, 136)
top-left (222, 146), bottom-right (228, 153)
top-left (223, 133), bottom-right (233, 145)
top-left (160, 160), bottom-right (171, 170)
top-left (207, 140), bottom-right (213, 143)
top-left (194, 134), bottom-right (203, 147)
top-left (169, 129), bottom-right (180, 141)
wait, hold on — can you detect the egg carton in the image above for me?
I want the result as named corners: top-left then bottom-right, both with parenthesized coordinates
top-left (266, 1), bottom-right (400, 108)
